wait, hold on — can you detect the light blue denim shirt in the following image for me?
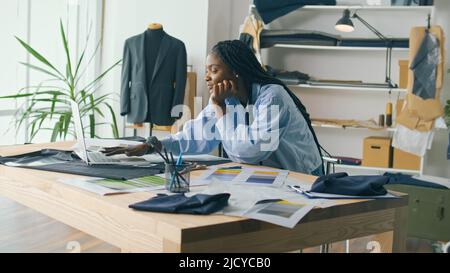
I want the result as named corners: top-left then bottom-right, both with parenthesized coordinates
top-left (161, 83), bottom-right (322, 174)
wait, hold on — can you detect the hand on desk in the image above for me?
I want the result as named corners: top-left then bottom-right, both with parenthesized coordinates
top-left (102, 144), bottom-right (151, 157)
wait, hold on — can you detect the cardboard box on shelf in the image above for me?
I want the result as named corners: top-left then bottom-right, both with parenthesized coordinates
top-left (393, 148), bottom-right (422, 171)
top-left (362, 137), bottom-right (392, 168)
top-left (398, 60), bottom-right (409, 89)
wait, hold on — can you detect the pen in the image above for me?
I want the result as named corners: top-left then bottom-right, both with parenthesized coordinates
top-left (288, 185), bottom-right (313, 198)
top-left (221, 166), bottom-right (242, 170)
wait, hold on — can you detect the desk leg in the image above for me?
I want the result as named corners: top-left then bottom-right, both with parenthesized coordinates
top-left (392, 206), bottom-right (408, 253)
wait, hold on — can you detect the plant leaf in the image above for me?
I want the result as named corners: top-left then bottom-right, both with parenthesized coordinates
top-left (51, 121), bottom-right (62, 142)
top-left (15, 36), bottom-right (65, 79)
top-left (105, 102), bottom-right (119, 139)
top-left (89, 114), bottom-right (95, 138)
top-left (19, 62), bottom-right (65, 81)
top-left (60, 20), bottom-right (74, 85)
top-left (83, 60), bottom-right (121, 91)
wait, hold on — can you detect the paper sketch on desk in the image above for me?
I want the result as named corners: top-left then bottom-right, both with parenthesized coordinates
top-left (198, 178), bottom-right (323, 218)
top-left (244, 199), bottom-right (315, 229)
top-left (59, 175), bottom-right (166, 196)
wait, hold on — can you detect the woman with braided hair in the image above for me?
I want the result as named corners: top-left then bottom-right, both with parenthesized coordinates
top-left (104, 40), bottom-right (323, 175)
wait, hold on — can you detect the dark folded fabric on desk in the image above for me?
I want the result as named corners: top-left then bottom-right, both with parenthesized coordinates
top-left (311, 172), bottom-right (388, 196)
top-left (384, 173), bottom-right (448, 190)
top-left (29, 162), bottom-right (161, 180)
top-left (0, 149), bottom-right (232, 180)
top-left (130, 193), bottom-right (231, 215)
top-left (0, 149), bottom-right (161, 180)
top-left (260, 29), bottom-right (339, 48)
top-left (0, 149), bottom-right (75, 164)
top-left (255, 0), bottom-right (336, 24)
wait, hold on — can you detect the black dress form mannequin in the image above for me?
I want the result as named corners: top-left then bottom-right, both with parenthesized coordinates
top-left (144, 27), bottom-right (164, 135)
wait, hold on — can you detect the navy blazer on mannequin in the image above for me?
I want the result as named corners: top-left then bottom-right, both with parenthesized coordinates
top-left (120, 30), bottom-right (187, 126)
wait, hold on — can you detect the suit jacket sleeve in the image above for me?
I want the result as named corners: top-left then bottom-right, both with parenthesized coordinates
top-left (172, 42), bottom-right (188, 118)
top-left (120, 41), bottom-right (131, 116)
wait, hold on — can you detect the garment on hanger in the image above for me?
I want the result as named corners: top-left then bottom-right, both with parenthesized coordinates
top-left (396, 26), bottom-right (445, 132)
top-left (410, 31), bottom-right (440, 100)
top-left (239, 8), bottom-right (265, 64)
top-left (120, 29), bottom-right (187, 126)
top-left (394, 26), bottom-right (445, 156)
top-left (393, 124), bottom-right (434, 157)
top-left (254, 0), bottom-right (336, 24)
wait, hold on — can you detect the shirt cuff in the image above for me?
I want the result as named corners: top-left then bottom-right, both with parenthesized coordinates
top-left (160, 137), bottom-right (176, 153)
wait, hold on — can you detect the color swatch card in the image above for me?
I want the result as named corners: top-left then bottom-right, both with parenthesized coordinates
top-left (197, 166), bottom-right (288, 187)
top-left (235, 169), bottom-right (288, 187)
top-left (197, 167), bottom-right (243, 185)
top-left (244, 199), bottom-right (314, 229)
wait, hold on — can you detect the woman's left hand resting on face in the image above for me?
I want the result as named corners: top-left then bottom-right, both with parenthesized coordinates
top-left (210, 80), bottom-right (238, 118)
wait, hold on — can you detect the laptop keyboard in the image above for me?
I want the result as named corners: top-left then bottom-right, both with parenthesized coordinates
top-left (87, 151), bottom-right (121, 163)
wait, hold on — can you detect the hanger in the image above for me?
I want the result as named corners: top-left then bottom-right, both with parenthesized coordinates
top-left (148, 23), bottom-right (163, 30)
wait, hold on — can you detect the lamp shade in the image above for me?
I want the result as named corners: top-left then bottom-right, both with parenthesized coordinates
top-left (335, 9), bottom-right (355, 33)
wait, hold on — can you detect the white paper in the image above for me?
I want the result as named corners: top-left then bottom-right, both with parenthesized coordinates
top-left (288, 185), bottom-right (399, 199)
top-left (197, 178), bottom-right (324, 218)
top-left (59, 175), bottom-right (166, 196)
top-left (4, 157), bottom-right (65, 167)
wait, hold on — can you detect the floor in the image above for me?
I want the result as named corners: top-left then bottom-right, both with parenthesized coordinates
top-left (0, 196), bottom-right (438, 253)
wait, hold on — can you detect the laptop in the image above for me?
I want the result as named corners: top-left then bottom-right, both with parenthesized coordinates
top-left (70, 100), bottom-right (149, 166)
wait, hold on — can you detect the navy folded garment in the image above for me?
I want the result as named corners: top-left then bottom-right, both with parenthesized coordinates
top-left (311, 172), bottom-right (388, 196)
top-left (384, 173), bottom-right (448, 190)
top-left (130, 193), bottom-right (231, 215)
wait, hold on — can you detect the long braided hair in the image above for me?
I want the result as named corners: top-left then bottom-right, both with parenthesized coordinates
top-left (212, 40), bottom-right (324, 170)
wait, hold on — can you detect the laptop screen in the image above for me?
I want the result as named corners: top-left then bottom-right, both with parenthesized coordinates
top-left (70, 100), bottom-right (90, 164)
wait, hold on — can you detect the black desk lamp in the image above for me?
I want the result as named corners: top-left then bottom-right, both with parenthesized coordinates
top-left (335, 9), bottom-right (398, 89)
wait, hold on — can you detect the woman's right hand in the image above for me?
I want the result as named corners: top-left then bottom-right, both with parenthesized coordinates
top-left (102, 143), bottom-right (151, 157)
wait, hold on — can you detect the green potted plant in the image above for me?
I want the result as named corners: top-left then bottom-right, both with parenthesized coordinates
top-left (0, 20), bottom-right (120, 142)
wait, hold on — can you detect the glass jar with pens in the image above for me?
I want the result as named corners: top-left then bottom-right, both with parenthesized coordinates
top-left (164, 162), bottom-right (191, 193)
top-left (146, 137), bottom-right (195, 193)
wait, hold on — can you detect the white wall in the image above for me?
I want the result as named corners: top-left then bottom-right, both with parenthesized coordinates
top-left (0, 0), bottom-right (27, 146)
top-left (101, 0), bottom-right (210, 137)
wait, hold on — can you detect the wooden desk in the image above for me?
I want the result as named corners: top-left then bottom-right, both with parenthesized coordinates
top-left (0, 142), bottom-right (409, 253)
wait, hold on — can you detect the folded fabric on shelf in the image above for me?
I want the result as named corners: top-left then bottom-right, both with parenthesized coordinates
top-left (266, 66), bottom-right (310, 85)
top-left (311, 172), bottom-right (389, 196)
top-left (312, 118), bottom-right (382, 130)
top-left (254, 0), bottom-right (336, 24)
top-left (338, 38), bottom-right (410, 48)
top-left (129, 193), bottom-right (231, 215)
top-left (260, 29), bottom-right (340, 48)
